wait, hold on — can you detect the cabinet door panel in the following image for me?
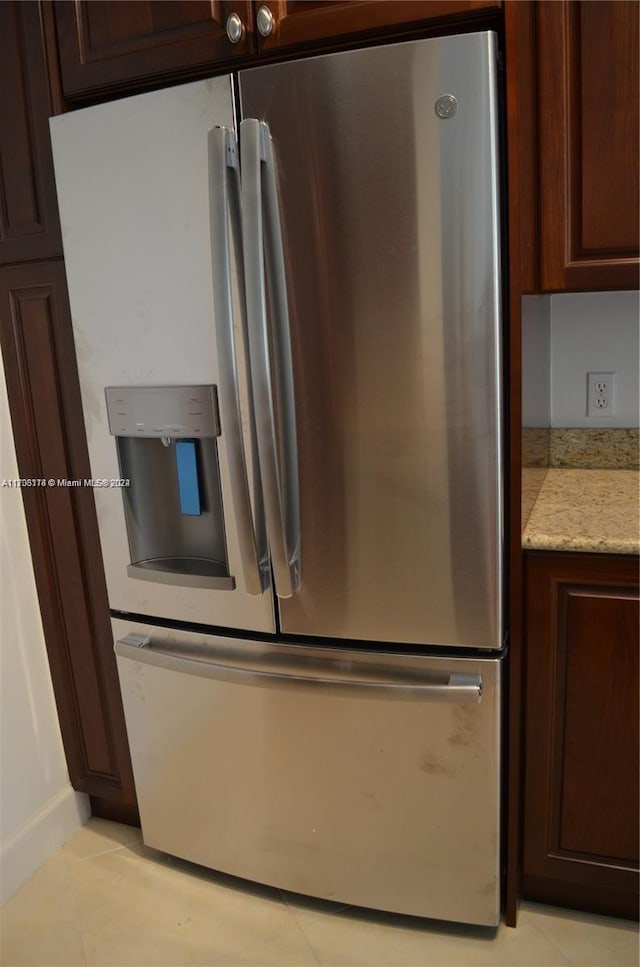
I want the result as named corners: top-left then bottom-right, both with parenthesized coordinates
top-left (579, 4), bottom-right (638, 255)
top-left (256, 1), bottom-right (501, 53)
top-left (538, 0), bottom-right (639, 290)
top-left (523, 551), bottom-right (639, 919)
top-left (0, 2), bottom-right (62, 263)
top-left (560, 590), bottom-right (639, 861)
top-left (0, 260), bottom-right (137, 811)
top-left (54, 1), bottom-right (255, 99)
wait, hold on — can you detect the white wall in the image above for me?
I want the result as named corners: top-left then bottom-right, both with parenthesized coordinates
top-left (550, 290), bottom-right (639, 427)
top-left (0, 359), bottom-right (89, 902)
top-left (522, 295), bottom-right (551, 427)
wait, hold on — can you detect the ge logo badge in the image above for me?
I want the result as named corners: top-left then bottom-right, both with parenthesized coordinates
top-left (435, 95), bottom-right (458, 119)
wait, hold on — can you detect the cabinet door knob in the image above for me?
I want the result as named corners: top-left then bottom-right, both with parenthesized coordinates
top-left (226, 12), bottom-right (244, 44)
top-left (256, 5), bottom-right (275, 37)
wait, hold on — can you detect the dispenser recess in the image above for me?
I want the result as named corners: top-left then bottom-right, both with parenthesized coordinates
top-left (105, 385), bottom-right (234, 590)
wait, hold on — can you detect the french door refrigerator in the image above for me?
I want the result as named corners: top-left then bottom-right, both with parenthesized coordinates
top-left (50, 30), bottom-right (504, 927)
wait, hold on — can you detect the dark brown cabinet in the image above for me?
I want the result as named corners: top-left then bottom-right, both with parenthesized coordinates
top-left (0, 259), bottom-right (138, 818)
top-left (254, 0), bottom-right (501, 53)
top-left (536, 0), bottom-right (639, 291)
top-left (0, 2), bottom-right (62, 264)
top-left (53, 0), bottom-right (503, 100)
top-left (53, 1), bottom-right (256, 99)
top-left (523, 551), bottom-right (639, 919)
top-left (1, 3), bottom-right (138, 822)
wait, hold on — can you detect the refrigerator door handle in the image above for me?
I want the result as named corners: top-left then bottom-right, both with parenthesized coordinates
top-left (240, 118), bottom-right (300, 599)
top-left (207, 126), bottom-right (267, 596)
top-left (115, 635), bottom-right (483, 704)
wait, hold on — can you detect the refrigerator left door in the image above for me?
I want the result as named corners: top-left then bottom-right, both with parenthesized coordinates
top-left (50, 77), bottom-right (275, 633)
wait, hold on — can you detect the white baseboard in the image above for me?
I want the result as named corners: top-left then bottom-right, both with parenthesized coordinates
top-left (0, 785), bottom-right (90, 902)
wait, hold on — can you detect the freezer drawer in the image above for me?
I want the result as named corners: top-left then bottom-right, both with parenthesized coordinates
top-left (114, 618), bottom-right (502, 926)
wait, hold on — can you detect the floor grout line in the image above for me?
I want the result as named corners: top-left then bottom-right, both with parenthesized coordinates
top-left (63, 838), bottom-right (143, 865)
top-left (518, 903), bottom-right (640, 967)
top-left (278, 890), bottom-right (325, 966)
top-left (517, 907), bottom-right (576, 966)
top-left (61, 848), bottom-right (89, 967)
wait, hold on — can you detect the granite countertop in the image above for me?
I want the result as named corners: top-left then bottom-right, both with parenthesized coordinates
top-left (522, 468), bottom-right (640, 555)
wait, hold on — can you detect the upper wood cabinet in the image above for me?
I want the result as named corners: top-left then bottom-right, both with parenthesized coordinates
top-left (0, 2), bottom-right (62, 264)
top-left (53, 1), bottom-right (256, 99)
top-left (537, 0), bottom-right (639, 291)
top-left (53, 0), bottom-right (502, 100)
top-left (253, 1), bottom-right (501, 53)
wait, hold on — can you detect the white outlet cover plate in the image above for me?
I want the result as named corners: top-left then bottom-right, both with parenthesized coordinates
top-left (586, 371), bottom-right (616, 417)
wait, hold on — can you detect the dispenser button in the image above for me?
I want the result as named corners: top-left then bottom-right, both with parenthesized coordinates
top-left (175, 440), bottom-right (201, 516)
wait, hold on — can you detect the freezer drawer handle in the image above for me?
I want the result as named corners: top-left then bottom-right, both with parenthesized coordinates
top-left (240, 118), bottom-right (300, 600)
top-left (115, 636), bottom-right (483, 704)
top-left (207, 126), bottom-right (267, 596)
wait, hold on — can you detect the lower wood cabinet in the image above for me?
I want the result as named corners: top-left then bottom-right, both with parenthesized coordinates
top-left (0, 259), bottom-right (138, 821)
top-left (522, 551), bottom-right (639, 919)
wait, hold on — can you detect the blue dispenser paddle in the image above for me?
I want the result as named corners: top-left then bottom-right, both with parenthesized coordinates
top-left (175, 440), bottom-right (202, 516)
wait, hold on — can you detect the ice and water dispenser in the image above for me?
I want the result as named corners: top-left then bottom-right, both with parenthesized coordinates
top-left (105, 385), bottom-right (235, 590)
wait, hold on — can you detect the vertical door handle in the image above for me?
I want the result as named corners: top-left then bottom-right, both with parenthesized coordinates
top-left (240, 118), bottom-right (300, 599)
top-left (207, 126), bottom-right (267, 596)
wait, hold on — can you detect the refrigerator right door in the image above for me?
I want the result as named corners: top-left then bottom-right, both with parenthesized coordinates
top-left (239, 32), bottom-right (503, 649)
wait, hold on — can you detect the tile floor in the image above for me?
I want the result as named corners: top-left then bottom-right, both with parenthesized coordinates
top-left (1, 818), bottom-right (638, 967)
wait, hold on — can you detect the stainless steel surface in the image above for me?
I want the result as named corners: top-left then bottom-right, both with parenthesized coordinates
top-left (225, 12), bottom-right (244, 44)
top-left (50, 76), bottom-right (276, 630)
top-left (255, 4), bottom-right (274, 37)
top-left (105, 385), bottom-right (220, 439)
top-left (118, 435), bottom-right (231, 586)
top-left (434, 94), bottom-right (458, 119)
top-left (208, 127), bottom-right (266, 596)
top-left (240, 119), bottom-right (299, 598)
top-left (126, 561), bottom-right (235, 590)
top-left (114, 616), bottom-right (502, 926)
top-left (258, 123), bottom-right (301, 593)
top-left (54, 41), bottom-right (506, 930)
top-left (239, 32), bottom-right (503, 647)
top-left (115, 634), bottom-right (483, 702)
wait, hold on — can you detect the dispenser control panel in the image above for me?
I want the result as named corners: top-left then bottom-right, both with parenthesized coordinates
top-left (105, 385), bottom-right (220, 438)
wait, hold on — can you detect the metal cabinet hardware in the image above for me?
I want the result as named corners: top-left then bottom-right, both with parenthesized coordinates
top-left (226, 12), bottom-right (244, 44)
top-left (256, 5), bottom-right (275, 37)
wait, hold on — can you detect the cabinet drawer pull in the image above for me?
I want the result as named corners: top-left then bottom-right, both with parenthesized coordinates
top-left (226, 12), bottom-right (244, 44)
top-left (256, 5), bottom-right (275, 37)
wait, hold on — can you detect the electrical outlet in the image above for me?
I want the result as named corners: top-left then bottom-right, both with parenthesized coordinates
top-left (586, 371), bottom-right (616, 417)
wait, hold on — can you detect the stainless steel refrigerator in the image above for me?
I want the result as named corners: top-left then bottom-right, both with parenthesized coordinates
top-left (50, 30), bottom-right (504, 927)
